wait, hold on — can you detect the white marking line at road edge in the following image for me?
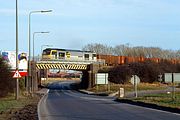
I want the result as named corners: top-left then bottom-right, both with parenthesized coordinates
top-left (38, 89), bottom-right (49, 120)
top-left (80, 96), bottom-right (112, 101)
top-left (62, 90), bottom-right (82, 98)
top-left (46, 89), bottom-right (49, 94)
top-left (62, 90), bottom-right (112, 102)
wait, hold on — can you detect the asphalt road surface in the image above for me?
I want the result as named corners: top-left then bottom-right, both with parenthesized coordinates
top-left (38, 81), bottom-right (180, 120)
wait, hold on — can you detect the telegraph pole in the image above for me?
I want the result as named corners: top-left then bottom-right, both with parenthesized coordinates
top-left (15, 0), bottom-right (19, 100)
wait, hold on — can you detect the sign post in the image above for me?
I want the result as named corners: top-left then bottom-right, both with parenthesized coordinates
top-left (95, 73), bottom-right (109, 92)
top-left (131, 75), bottom-right (140, 98)
top-left (172, 73), bottom-right (175, 101)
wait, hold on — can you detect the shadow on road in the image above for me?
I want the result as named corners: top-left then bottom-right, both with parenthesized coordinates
top-left (46, 80), bottom-right (80, 90)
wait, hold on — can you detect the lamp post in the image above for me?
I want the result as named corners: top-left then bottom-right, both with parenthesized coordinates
top-left (32, 31), bottom-right (49, 93)
top-left (33, 32), bottom-right (49, 61)
top-left (27, 10), bottom-right (52, 94)
top-left (15, 0), bottom-right (19, 100)
top-left (41, 45), bottom-right (53, 60)
top-left (41, 45), bottom-right (53, 54)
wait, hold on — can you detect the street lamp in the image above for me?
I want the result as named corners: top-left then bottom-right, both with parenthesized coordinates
top-left (28, 10), bottom-right (52, 61)
top-left (41, 45), bottom-right (53, 60)
top-left (27, 9), bottom-right (52, 94)
top-left (33, 32), bottom-right (49, 61)
top-left (15, 0), bottom-right (19, 100)
top-left (41, 45), bottom-right (53, 54)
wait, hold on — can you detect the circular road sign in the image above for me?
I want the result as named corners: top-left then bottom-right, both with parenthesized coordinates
top-left (130, 75), bottom-right (140, 85)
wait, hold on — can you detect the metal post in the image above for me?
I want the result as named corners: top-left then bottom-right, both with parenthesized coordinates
top-left (172, 73), bottom-right (175, 101)
top-left (134, 75), bottom-right (137, 98)
top-left (33, 32), bottom-right (35, 62)
top-left (27, 12), bottom-right (31, 94)
top-left (15, 0), bottom-right (19, 100)
top-left (28, 10), bottom-right (52, 94)
top-left (33, 32), bottom-right (49, 61)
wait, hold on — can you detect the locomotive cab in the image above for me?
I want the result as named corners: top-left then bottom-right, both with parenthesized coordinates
top-left (42, 49), bottom-right (58, 60)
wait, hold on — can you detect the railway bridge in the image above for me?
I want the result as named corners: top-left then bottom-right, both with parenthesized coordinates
top-left (31, 60), bottom-right (104, 91)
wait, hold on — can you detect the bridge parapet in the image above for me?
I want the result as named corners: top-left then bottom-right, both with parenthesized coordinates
top-left (36, 63), bottom-right (88, 70)
top-left (36, 60), bottom-right (105, 70)
top-left (38, 60), bottom-right (95, 64)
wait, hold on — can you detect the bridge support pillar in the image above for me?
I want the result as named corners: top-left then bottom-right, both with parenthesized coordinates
top-left (87, 63), bottom-right (101, 88)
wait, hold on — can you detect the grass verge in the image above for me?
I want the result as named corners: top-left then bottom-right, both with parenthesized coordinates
top-left (88, 83), bottom-right (168, 93)
top-left (133, 92), bottom-right (180, 109)
top-left (0, 93), bottom-right (40, 120)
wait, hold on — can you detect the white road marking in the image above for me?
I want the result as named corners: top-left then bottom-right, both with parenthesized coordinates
top-left (38, 89), bottom-right (49, 120)
top-left (61, 90), bottom-right (112, 102)
top-left (80, 96), bottom-right (113, 101)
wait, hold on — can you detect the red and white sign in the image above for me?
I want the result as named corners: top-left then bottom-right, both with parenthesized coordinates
top-left (13, 70), bottom-right (22, 78)
top-left (12, 70), bottom-right (27, 77)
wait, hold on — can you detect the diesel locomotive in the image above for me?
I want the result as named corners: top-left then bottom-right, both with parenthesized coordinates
top-left (41, 48), bottom-right (97, 62)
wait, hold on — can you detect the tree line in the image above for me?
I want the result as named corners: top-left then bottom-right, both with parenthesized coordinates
top-left (83, 43), bottom-right (180, 59)
top-left (83, 43), bottom-right (180, 83)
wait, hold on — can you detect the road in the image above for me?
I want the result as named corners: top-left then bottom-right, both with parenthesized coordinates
top-left (38, 81), bottom-right (180, 120)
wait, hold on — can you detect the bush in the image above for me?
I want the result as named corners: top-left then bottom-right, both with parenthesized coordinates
top-left (129, 61), bottom-right (161, 83)
top-left (0, 56), bottom-right (15, 97)
top-left (109, 60), bottom-right (180, 84)
top-left (19, 77), bottom-right (26, 90)
top-left (109, 64), bottom-right (132, 84)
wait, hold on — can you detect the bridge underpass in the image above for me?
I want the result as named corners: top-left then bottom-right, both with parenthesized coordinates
top-left (31, 61), bottom-right (102, 91)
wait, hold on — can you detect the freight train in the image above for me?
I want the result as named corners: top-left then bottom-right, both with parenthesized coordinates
top-left (41, 48), bottom-right (180, 65)
top-left (97, 54), bottom-right (180, 65)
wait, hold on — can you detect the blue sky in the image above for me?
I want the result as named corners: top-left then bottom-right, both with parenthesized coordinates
top-left (0, 0), bottom-right (180, 55)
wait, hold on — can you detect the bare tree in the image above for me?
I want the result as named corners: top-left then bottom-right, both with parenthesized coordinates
top-left (83, 43), bottom-right (114, 55)
top-left (82, 43), bottom-right (180, 59)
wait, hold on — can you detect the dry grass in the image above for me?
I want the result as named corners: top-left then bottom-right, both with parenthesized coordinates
top-left (88, 83), bottom-right (168, 93)
top-left (134, 92), bottom-right (180, 109)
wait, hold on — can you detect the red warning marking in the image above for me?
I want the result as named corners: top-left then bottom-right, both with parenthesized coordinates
top-left (13, 70), bottom-right (22, 78)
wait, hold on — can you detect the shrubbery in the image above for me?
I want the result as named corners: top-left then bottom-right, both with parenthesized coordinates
top-left (0, 56), bottom-right (15, 97)
top-left (108, 61), bottom-right (180, 84)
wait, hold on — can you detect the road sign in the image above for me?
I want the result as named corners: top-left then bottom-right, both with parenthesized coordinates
top-left (164, 73), bottom-right (180, 83)
top-left (13, 70), bottom-right (22, 78)
top-left (130, 75), bottom-right (140, 98)
top-left (95, 73), bottom-right (108, 85)
top-left (130, 75), bottom-right (140, 85)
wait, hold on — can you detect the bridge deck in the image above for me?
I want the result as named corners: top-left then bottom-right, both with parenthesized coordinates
top-left (37, 60), bottom-right (96, 65)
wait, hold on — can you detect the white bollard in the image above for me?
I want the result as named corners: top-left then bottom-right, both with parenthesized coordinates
top-left (119, 88), bottom-right (124, 98)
